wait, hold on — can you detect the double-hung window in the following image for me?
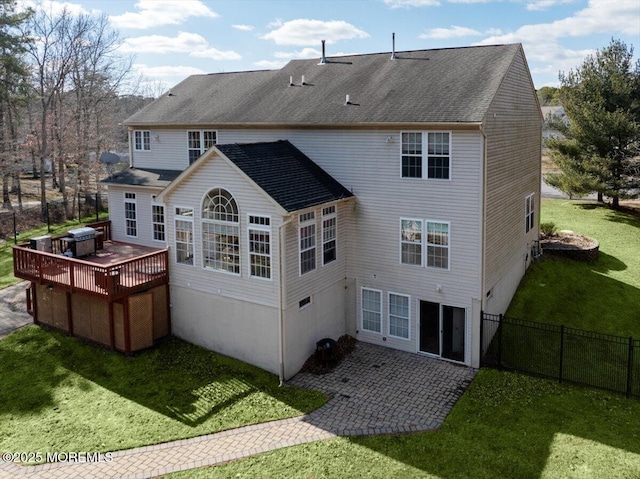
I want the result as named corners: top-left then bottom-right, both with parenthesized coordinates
top-left (188, 130), bottom-right (217, 164)
top-left (525, 193), bottom-right (535, 233)
top-left (322, 205), bottom-right (337, 265)
top-left (426, 221), bottom-right (449, 269)
top-left (151, 202), bottom-right (165, 242)
top-left (248, 215), bottom-right (271, 279)
top-left (134, 131), bottom-right (150, 151)
top-left (175, 207), bottom-right (194, 265)
top-left (389, 293), bottom-right (410, 340)
top-left (361, 288), bottom-right (382, 333)
top-left (400, 219), bottom-right (422, 265)
top-left (299, 212), bottom-right (316, 275)
top-left (401, 132), bottom-right (450, 179)
top-left (124, 192), bottom-right (137, 237)
top-left (202, 188), bottom-right (240, 274)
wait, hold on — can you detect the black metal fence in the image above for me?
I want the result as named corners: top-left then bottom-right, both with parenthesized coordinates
top-left (481, 312), bottom-right (639, 398)
top-left (0, 193), bottom-right (108, 242)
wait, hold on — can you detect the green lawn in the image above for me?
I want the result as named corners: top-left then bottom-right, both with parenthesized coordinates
top-left (168, 369), bottom-right (640, 479)
top-left (0, 326), bottom-right (325, 455)
top-left (507, 199), bottom-right (640, 337)
top-left (166, 199), bottom-right (640, 478)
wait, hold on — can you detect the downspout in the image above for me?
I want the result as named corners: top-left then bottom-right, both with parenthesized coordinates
top-left (278, 216), bottom-right (293, 386)
top-left (479, 124), bottom-right (487, 312)
top-left (128, 129), bottom-right (133, 168)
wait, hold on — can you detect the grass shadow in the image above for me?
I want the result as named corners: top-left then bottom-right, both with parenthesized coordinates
top-left (575, 202), bottom-right (640, 229)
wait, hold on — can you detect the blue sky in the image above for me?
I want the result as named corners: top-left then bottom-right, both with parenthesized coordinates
top-left (23, 0), bottom-right (640, 93)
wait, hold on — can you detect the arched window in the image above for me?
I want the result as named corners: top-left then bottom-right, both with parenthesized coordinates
top-left (202, 188), bottom-right (240, 274)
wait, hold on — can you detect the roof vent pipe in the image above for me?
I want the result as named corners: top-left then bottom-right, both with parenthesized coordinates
top-left (289, 75), bottom-right (294, 86)
top-left (318, 40), bottom-right (327, 65)
top-left (301, 75), bottom-right (306, 85)
top-left (345, 94), bottom-right (351, 105)
top-left (391, 32), bottom-right (397, 60)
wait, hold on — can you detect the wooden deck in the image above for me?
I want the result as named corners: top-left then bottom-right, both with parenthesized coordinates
top-left (13, 227), bottom-right (168, 302)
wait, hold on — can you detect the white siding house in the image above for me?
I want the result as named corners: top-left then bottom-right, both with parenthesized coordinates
top-left (104, 43), bottom-right (542, 379)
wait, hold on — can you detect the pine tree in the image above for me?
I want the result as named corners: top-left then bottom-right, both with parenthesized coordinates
top-left (545, 39), bottom-right (640, 207)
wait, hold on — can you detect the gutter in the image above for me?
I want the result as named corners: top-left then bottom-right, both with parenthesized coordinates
top-left (278, 216), bottom-right (294, 386)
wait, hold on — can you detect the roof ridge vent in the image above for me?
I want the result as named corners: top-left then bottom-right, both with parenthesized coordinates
top-left (391, 33), bottom-right (397, 60)
top-left (318, 40), bottom-right (327, 65)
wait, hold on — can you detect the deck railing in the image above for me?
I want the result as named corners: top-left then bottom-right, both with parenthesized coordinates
top-left (13, 246), bottom-right (168, 301)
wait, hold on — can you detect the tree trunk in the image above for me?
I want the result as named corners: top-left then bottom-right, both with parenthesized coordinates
top-left (597, 192), bottom-right (604, 202)
top-left (612, 196), bottom-right (620, 209)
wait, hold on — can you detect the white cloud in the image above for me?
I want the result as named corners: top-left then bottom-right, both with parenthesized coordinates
top-left (18, 0), bottom-right (93, 16)
top-left (484, 28), bottom-right (503, 36)
top-left (473, 0), bottom-right (637, 85)
top-left (526, 0), bottom-right (576, 12)
top-left (383, 0), bottom-right (440, 7)
top-left (253, 60), bottom-right (288, 69)
top-left (120, 32), bottom-right (209, 53)
top-left (262, 19), bottom-right (370, 46)
top-left (420, 25), bottom-right (481, 39)
top-left (191, 48), bottom-right (242, 61)
top-left (109, 0), bottom-right (218, 30)
top-left (232, 24), bottom-right (255, 32)
top-left (447, 0), bottom-right (493, 3)
top-left (274, 48), bottom-right (322, 59)
top-left (133, 63), bottom-right (207, 80)
top-left (120, 32), bottom-right (241, 61)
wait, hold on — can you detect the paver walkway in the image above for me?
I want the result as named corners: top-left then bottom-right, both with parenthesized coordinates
top-left (0, 281), bottom-right (31, 338)
top-left (0, 283), bottom-right (475, 478)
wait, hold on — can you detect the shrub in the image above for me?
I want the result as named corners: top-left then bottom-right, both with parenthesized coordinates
top-left (540, 221), bottom-right (557, 236)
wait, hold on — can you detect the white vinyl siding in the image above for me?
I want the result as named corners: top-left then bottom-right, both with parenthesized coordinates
top-left (389, 293), bottom-right (410, 340)
top-left (361, 288), bottom-right (382, 333)
top-left (124, 192), bottom-right (137, 237)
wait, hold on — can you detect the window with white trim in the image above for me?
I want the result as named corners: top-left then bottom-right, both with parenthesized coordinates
top-left (322, 205), bottom-right (337, 265)
top-left (134, 130), bottom-right (150, 151)
top-left (248, 215), bottom-right (271, 279)
top-left (426, 221), bottom-right (449, 269)
top-left (124, 192), bottom-right (137, 237)
top-left (202, 188), bottom-right (240, 274)
top-left (361, 288), bottom-right (382, 333)
top-left (175, 207), bottom-right (194, 265)
top-left (401, 132), bottom-right (450, 179)
top-left (525, 193), bottom-right (535, 233)
top-left (389, 293), bottom-right (410, 339)
top-left (400, 219), bottom-right (422, 265)
top-left (188, 130), bottom-right (217, 164)
top-left (152, 203), bottom-right (165, 242)
top-left (299, 211), bottom-right (316, 275)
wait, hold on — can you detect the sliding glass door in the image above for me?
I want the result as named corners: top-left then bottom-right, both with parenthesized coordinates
top-left (419, 301), bottom-right (465, 362)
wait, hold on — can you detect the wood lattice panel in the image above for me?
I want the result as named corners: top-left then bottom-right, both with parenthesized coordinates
top-left (129, 293), bottom-right (153, 351)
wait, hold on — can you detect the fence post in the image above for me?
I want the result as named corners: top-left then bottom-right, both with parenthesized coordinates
top-left (78, 193), bottom-right (81, 222)
top-left (95, 193), bottom-right (99, 222)
top-left (13, 212), bottom-right (17, 245)
top-left (558, 325), bottom-right (565, 383)
top-left (479, 310), bottom-right (484, 364)
top-left (627, 337), bottom-right (634, 398)
top-left (46, 202), bottom-right (51, 233)
top-left (497, 313), bottom-right (503, 370)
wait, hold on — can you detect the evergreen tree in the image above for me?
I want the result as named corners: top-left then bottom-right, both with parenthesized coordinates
top-left (545, 39), bottom-right (640, 207)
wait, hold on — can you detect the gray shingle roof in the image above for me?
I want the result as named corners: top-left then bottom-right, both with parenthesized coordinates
top-left (217, 141), bottom-right (353, 212)
top-left (125, 44), bottom-right (521, 127)
top-left (102, 168), bottom-right (181, 188)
